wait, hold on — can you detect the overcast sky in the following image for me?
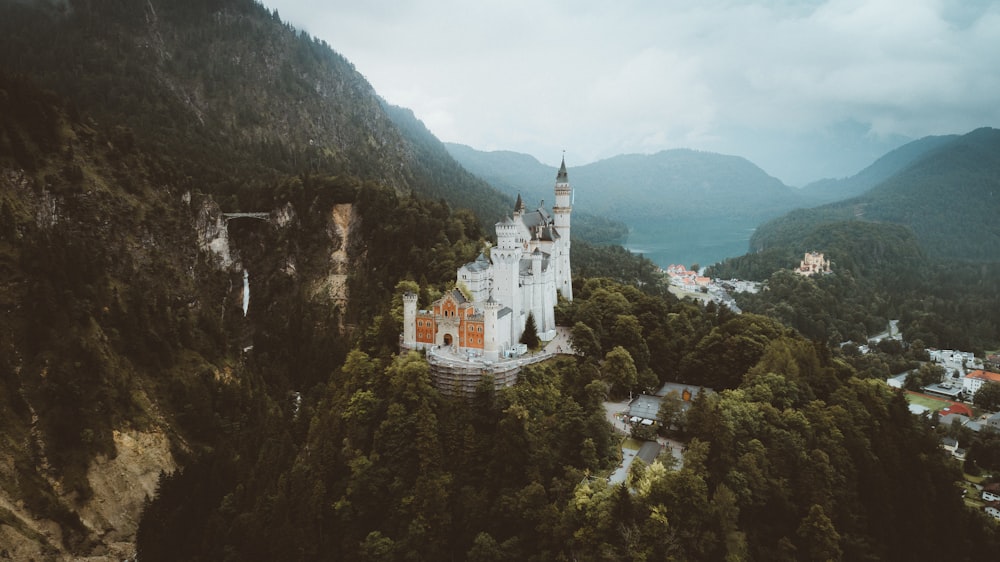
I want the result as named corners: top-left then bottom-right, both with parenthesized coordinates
top-left (266, 0), bottom-right (1000, 186)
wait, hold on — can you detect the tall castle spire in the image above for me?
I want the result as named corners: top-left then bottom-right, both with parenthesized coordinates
top-left (553, 154), bottom-right (573, 301)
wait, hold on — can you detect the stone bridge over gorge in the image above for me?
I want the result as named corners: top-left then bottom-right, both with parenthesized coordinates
top-left (222, 212), bottom-right (271, 222)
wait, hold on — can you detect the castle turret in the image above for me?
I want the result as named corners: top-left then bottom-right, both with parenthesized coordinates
top-left (483, 296), bottom-right (501, 361)
top-left (513, 193), bottom-right (526, 218)
top-left (530, 248), bottom-right (544, 334)
top-left (552, 156), bottom-right (573, 300)
top-left (491, 216), bottom-right (523, 343)
top-left (402, 292), bottom-right (418, 347)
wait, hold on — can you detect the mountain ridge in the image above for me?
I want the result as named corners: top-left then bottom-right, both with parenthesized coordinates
top-left (800, 134), bottom-right (959, 203)
top-left (751, 127), bottom-right (1000, 262)
top-left (0, 0), bottom-right (510, 224)
top-left (447, 143), bottom-right (814, 221)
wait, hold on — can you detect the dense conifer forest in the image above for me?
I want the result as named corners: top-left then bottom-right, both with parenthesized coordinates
top-left (3, 1), bottom-right (1000, 560)
top-left (708, 215), bottom-right (1000, 352)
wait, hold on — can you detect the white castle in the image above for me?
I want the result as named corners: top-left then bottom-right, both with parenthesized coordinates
top-left (402, 157), bottom-right (573, 361)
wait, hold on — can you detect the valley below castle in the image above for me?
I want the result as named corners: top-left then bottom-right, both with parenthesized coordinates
top-left (1, 1), bottom-right (1000, 561)
top-left (622, 216), bottom-right (760, 270)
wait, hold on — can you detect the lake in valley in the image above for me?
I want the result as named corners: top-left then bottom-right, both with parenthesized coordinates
top-left (621, 217), bottom-right (761, 270)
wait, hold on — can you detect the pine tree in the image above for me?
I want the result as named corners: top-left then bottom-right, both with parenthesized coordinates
top-left (520, 312), bottom-right (540, 349)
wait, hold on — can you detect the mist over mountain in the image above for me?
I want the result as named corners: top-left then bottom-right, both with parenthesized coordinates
top-left (447, 143), bottom-right (820, 267)
top-left (753, 127), bottom-right (1000, 262)
top-left (709, 127), bottom-right (1000, 356)
top-left (801, 134), bottom-right (959, 204)
top-left (448, 144), bottom-right (812, 221)
top-left (3, 1), bottom-right (1000, 560)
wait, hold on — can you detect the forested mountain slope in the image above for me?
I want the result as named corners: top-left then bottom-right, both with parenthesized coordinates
top-left (0, 68), bottom-right (488, 558)
top-left (445, 143), bottom-right (554, 203)
top-left (711, 129), bottom-right (1000, 351)
top-left (1, 72), bottom-right (241, 558)
top-left (801, 134), bottom-right (958, 203)
top-left (0, 0), bottom-right (507, 223)
top-left (3, 1), bottom-right (1000, 560)
top-left (751, 127), bottom-right (1000, 262)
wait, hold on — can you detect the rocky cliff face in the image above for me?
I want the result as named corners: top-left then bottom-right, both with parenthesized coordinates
top-left (0, 2), bottom-right (495, 557)
top-left (0, 78), bottom-right (378, 558)
top-left (0, 73), bottom-right (240, 558)
top-left (0, 429), bottom-right (176, 562)
top-left (195, 197), bottom-right (235, 270)
top-left (311, 203), bottom-right (355, 321)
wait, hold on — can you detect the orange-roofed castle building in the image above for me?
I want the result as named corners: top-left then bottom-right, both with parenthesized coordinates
top-left (402, 158), bottom-right (573, 361)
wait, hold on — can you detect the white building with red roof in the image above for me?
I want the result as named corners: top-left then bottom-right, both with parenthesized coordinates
top-left (962, 369), bottom-right (1000, 397)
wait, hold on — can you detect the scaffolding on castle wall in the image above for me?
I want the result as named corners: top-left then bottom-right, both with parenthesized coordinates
top-left (402, 343), bottom-right (557, 398)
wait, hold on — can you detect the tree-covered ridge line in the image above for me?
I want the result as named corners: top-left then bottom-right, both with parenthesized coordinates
top-left (0, 0), bottom-right (516, 228)
top-left (0, 67), bottom-right (492, 557)
top-left (447, 143), bottom-right (819, 222)
top-left (4, 2), bottom-right (1000, 560)
top-left (708, 216), bottom-right (1000, 353)
top-left (800, 133), bottom-right (959, 204)
top-left (751, 127), bottom-right (1000, 263)
top-left (708, 127), bottom-right (1000, 353)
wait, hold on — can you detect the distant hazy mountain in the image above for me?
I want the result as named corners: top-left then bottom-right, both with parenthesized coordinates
top-left (443, 143), bottom-right (629, 244)
top-left (801, 134), bottom-right (958, 203)
top-left (444, 143), bottom-right (554, 199)
top-left (753, 127), bottom-right (1000, 261)
top-left (447, 144), bottom-right (811, 221)
top-left (446, 144), bottom-right (819, 266)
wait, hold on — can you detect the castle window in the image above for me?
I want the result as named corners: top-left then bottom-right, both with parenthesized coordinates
top-left (478, 326), bottom-right (483, 332)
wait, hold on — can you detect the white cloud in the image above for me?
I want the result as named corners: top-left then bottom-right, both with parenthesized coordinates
top-left (268, 0), bottom-right (1000, 184)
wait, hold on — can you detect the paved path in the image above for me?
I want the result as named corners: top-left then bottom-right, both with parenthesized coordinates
top-left (603, 400), bottom-right (630, 434)
top-left (603, 397), bottom-right (684, 485)
top-left (542, 326), bottom-right (573, 355)
top-left (659, 437), bottom-right (685, 469)
top-left (609, 445), bottom-right (638, 484)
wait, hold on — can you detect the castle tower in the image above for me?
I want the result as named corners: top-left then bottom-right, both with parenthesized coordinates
top-left (492, 216), bottom-right (523, 344)
top-left (530, 248), bottom-right (545, 334)
top-left (552, 156), bottom-right (573, 301)
top-left (513, 193), bottom-right (526, 218)
top-left (483, 296), bottom-right (501, 361)
top-left (402, 292), bottom-right (418, 347)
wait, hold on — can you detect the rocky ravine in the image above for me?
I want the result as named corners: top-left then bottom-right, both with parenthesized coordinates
top-left (0, 429), bottom-right (176, 561)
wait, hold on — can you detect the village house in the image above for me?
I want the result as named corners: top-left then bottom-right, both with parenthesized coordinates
top-left (665, 264), bottom-right (710, 291)
top-left (961, 369), bottom-right (1000, 398)
top-left (986, 412), bottom-right (1000, 433)
top-left (627, 382), bottom-right (714, 426)
top-left (985, 503), bottom-right (1000, 521)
